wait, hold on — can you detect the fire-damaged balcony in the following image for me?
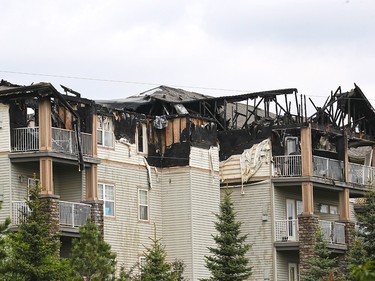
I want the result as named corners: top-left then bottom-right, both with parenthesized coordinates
top-left (273, 155), bottom-right (375, 187)
top-left (11, 127), bottom-right (92, 156)
top-left (274, 219), bottom-right (347, 252)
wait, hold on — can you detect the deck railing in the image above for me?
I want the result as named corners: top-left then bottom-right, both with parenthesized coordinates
top-left (348, 162), bottom-right (375, 185)
top-left (275, 219), bottom-right (299, 241)
top-left (59, 201), bottom-right (91, 228)
top-left (273, 155), bottom-right (302, 177)
top-left (319, 220), bottom-right (346, 244)
top-left (312, 156), bottom-right (344, 181)
top-left (11, 127), bottom-right (92, 156)
top-left (12, 200), bottom-right (91, 228)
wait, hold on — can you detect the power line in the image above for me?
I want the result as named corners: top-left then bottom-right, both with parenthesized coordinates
top-left (0, 70), bottom-right (248, 93)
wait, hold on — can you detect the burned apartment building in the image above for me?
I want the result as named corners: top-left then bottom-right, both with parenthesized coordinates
top-left (0, 79), bottom-right (373, 280)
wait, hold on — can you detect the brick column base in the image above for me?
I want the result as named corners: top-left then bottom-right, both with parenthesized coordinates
top-left (298, 214), bottom-right (319, 276)
top-left (39, 194), bottom-right (60, 236)
top-left (83, 200), bottom-right (104, 234)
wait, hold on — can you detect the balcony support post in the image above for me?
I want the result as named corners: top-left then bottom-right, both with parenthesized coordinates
top-left (339, 188), bottom-right (350, 222)
top-left (301, 125), bottom-right (312, 177)
top-left (39, 97), bottom-right (52, 151)
top-left (344, 132), bottom-right (350, 183)
top-left (85, 165), bottom-right (98, 201)
top-left (39, 194), bottom-right (60, 236)
top-left (302, 182), bottom-right (314, 215)
top-left (92, 113), bottom-right (98, 157)
top-left (40, 157), bottom-right (54, 195)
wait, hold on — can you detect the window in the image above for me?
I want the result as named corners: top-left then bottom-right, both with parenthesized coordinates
top-left (320, 204), bottom-right (329, 213)
top-left (330, 205), bottom-right (338, 215)
top-left (136, 123), bottom-right (148, 154)
top-left (296, 200), bottom-right (303, 215)
top-left (288, 263), bottom-right (299, 281)
top-left (98, 183), bottom-right (115, 216)
top-left (138, 189), bottom-right (148, 221)
top-left (97, 116), bottom-right (114, 147)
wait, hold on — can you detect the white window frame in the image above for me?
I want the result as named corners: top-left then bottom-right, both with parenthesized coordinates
top-left (98, 183), bottom-right (115, 217)
top-left (138, 189), bottom-right (149, 221)
top-left (97, 116), bottom-right (114, 148)
top-left (320, 204), bottom-right (329, 213)
top-left (288, 263), bottom-right (299, 281)
top-left (329, 205), bottom-right (338, 215)
top-left (27, 177), bottom-right (40, 188)
top-left (139, 256), bottom-right (147, 269)
top-left (136, 123), bottom-right (148, 154)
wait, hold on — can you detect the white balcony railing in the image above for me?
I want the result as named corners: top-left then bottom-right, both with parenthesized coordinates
top-left (319, 220), bottom-right (346, 244)
top-left (12, 200), bottom-right (91, 228)
top-left (312, 156), bottom-right (344, 181)
top-left (275, 219), bottom-right (299, 242)
top-left (273, 155), bottom-right (302, 177)
top-left (348, 162), bottom-right (375, 185)
top-left (11, 127), bottom-right (92, 156)
top-left (59, 201), bottom-right (91, 228)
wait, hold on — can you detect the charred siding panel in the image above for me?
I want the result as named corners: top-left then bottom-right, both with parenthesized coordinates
top-left (147, 142), bottom-right (190, 167)
top-left (227, 181), bottom-right (274, 281)
top-left (0, 104), bottom-right (10, 152)
top-left (97, 162), bottom-right (162, 275)
top-left (161, 170), bottom-right (193, 281)
top-left (191, 170), bottom-right (220, 280)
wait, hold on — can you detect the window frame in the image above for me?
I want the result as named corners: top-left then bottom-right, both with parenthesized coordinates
top-left (136, 123), bottom-right (148, 154)
top-left (98, 183), bottom-right (115, 217)
top-left (138, 189), bottom-right (149, 221)
top-left (97, 116), bottom-right (114, 148)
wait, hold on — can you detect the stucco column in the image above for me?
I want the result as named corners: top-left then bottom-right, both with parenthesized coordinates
top-left (40, 157), bottom-right (53, 195)
top-left (38, 97), bottom-right (52, 151)
top-left (85, 165), bottom-right (98, 201)
top-left (92, 113), bottom-right (98, 157)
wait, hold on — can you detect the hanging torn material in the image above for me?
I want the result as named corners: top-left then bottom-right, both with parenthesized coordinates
top-left (153, 115), bottom-right (168, 129)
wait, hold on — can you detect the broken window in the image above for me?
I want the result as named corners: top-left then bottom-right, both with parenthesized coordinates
top-left (97, 116), bottom-right (114, 147)
top-left (136, 123), bottom-right (148, 154)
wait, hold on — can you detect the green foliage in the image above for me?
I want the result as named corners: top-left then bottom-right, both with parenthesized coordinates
top-left (117, 264), bottom-right (140, 281)
top-left (69, 218), bottom-right (116, 281)
top-left (0, 203), bottom-right (11, 261)
top-left (301, 227), bottom-right (339, 281)
top-left (351, 260), bottom-right (375, 281)
top-left (170, 259), bottom-right (187, 281)
top-left (0, 178), bottom-right (68, 281)
top-left (201, 189), bottom-right (252, 281)
top-left (141, 235), bottom-right (173, 281)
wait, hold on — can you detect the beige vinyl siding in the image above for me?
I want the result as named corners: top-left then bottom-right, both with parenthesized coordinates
top-left (189, 146), bottom-right (219, 172)
top-left (227, 180), bottom-right (274, 281)
top-left (97, 162), bottom-right (162, 274)
top-left (276, 251), bottom-right (299, 281)
top-left (274, 186), bottom-right (302, 221)
top-left (11, 162), bottom-right (40, 202)
top-left (313, 189), bottom-right (340, 221)
top-left (0, 103), bottom-right (10, 152)
top-left (0, 156), bottom-right (11, 222)
top-left (190, 170), bottom-right (219, 280)
top-left (161, 169), bottom-right (194, 280)
top-left (53, 163), bottom-right (85, 202)
top-left (98, 141), bottom-right (146, 166)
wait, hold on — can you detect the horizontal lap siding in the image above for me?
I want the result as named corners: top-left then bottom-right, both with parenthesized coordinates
top-left (191, 170), bottom-right (220, 281)
top-left (274, 186), bottom-right (302, 221)
top-left (227, 181), bottom-right (274, 281)
top-left (277, 251), bottom-right (299, 281)
top-left (0, 104), bottom-right (10, 152)
top-left (98, 142), bottom-right (146, 166)
top-left (54, 165), bottom-right (84, 202)
top-left (313, 189), bottom-right (340, 221)
top-left (189, 146), bottom-right (219, 172)
top-left (0, 156), bottom-right (10, 221)
top-left (11, 162), bottom-right (40, 202)
top-left (161, 170), bottom-right (193, 280)
top-left (98, 162), bottom-right (162, 274)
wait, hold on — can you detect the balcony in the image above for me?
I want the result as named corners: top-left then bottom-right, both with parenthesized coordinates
top-left (11, 127), bottom-right (92, 156)
top-left (275, 219), bottom-right (346, 249)
top-left (12, 200), bottom-right (91, 229)
top-left (273, 155), bottom-right (375, 186)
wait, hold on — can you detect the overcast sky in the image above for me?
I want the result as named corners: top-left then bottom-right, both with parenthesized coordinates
top-left (1, 0), bottom-right (375, 113)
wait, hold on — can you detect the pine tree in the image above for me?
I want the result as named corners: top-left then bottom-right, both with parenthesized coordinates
top-left (141, 231), bottom-right (173, 281)
top-left (69, 218), bottom-right (116, 281)
top-left (0, 178), bottom-right (68, 280)
top-left (301, 227), bottom-right (339, 281)
top-left (201, 188), bottom-right (252, 281)
top-left (0, 203), bottom-right (10, 261)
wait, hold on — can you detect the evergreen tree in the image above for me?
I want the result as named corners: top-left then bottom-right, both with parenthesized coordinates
top-left (69, 218), bottom-right (116, 281)
top-left (141, 232), bottom-right (173, 281)
top-left (170, 259), bottom-right (187, 281)
top-left (355, 188), bottom-right (375, 261)
top-left (201, 189), bottom-right (252, 281)
top-left (301, 227), bottom-right (339, 281)
top-left (0, 203), bottom-right (10, 261)
top-left (0, 178), bottom-right (68, 280)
